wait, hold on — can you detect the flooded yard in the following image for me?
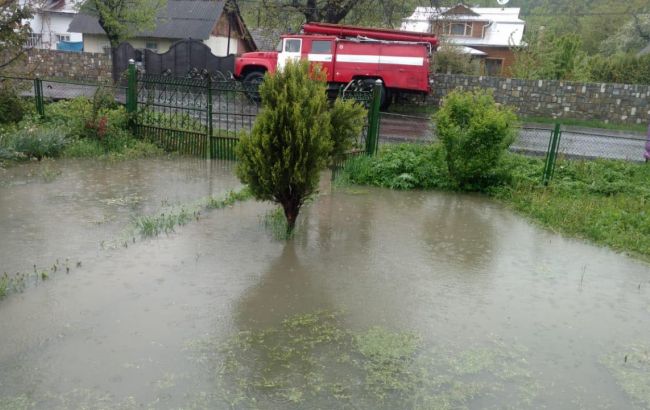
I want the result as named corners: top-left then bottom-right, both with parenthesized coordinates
top-left (1, 159), bottom-right (649, 409)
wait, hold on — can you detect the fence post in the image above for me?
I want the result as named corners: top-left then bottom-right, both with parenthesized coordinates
top-left (366, 79), bottom-right (382, 156)
top-left (542, 122), bottom-right (562, 186)
top-left (33, 78), bottom-right (45, 118)
top-left (126, 59), bottom-right (137, 133)
top-left (206, 75), bottom-right (213, 160)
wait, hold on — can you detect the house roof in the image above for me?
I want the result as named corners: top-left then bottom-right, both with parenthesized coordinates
top-left (69, 1), bottom-right (225, 40)
top-left (401, 5), bottom-right (525, 47)
top-left (249, 28), bottom-right (283, 51)
top-left (41, 0), bottom-right (81, 14)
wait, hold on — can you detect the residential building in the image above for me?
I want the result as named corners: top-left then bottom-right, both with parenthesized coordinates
top-left (402, 3), bottom-right (525, 76)
top-left (68, 0), bottom-right (255, 56)
top-left (22, 0), bottom-right (83, 50)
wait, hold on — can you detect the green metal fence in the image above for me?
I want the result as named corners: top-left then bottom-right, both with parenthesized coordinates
top-left (125, 62), bottom-right (382, 161)
top-left (1, 69), bottom-right (381, 162)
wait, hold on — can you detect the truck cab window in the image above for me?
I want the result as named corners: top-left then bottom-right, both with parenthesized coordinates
top-left (311, 41), bottom-right (332, 54)
top-left (284, 39), bottom-right (301, 53)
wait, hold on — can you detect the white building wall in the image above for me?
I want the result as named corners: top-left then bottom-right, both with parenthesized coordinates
top-left (83, 35), bottom-right (174, 53)
top-left (203, 36), bottom-right (238, 56)
top-left (22, 2), bottom-right (82, 50)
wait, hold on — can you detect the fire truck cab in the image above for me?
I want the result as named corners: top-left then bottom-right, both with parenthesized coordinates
top-left (234, 23), bottom-right (438, 108)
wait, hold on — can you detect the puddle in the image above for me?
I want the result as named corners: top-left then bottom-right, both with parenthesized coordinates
top-left (1, 160), bottom-right (649, 409)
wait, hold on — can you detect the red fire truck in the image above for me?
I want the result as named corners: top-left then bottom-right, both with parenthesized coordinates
top-left (234, 23), bottom-right (439, 107)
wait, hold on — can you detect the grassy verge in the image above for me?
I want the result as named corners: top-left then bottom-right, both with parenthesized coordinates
top-left (521, 116), bottom-right (648, 133)
top-left (340, 144), bottom-right (650, 261)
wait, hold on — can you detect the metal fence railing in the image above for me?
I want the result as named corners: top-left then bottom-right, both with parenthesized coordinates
top-left (3, 72), bottom-right (646, 170)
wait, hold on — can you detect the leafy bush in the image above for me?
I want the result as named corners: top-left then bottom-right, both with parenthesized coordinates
top-left (587, 54), bottom-right (650, 85)
top-left (9, 126), bottom-right (68, 160)
top-left (344, 144), bottom-right (452, 190)
top-left (432, 45), bottom-right (481, 75)
top-left (0, 88), bottom-right (25, 124)
top-left (434, 90), bottom-right (517, 190)
top-left (329, 98), bottom-right (367, 163)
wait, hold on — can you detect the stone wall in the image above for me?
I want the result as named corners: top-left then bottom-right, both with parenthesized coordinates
top-left (25, 49), bottom-right (112, 83)
top-left (429, 74), bottom-right (650, 125)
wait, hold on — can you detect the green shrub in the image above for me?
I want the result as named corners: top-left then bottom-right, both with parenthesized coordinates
top-left (329, 98), bottom-right (367, 163)
top-left (434, 90), bottom-right (517, 190)
top-left (10, 126), bottom-right (68, 160)
top-left (344, 144), bottom-right (452, 190)
top-left (587, 54), bottom-right (650, 85)
top-left (237, 60), bottom-right (364, 233)
top-left (44, 97), bottom-right (93, 138)
top-left (0, 89), bottom-right (25, 124)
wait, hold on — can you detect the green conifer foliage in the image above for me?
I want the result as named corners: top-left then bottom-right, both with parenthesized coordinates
top-left (236, 60), bottom-right (336, 233)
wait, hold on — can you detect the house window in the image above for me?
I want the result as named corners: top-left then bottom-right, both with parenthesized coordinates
top-left (484, 58), bottom-right (503, 76)
top-left (442, 22), bottom-right (472, 36)
top-left (26, 33), bottom-right (42, 48)
top-left (56, 34), bottom-right (70, 43)
top-left (145, 41), bottom-right (158, 52)
top-left (311, 40), bottom-right (332, 54)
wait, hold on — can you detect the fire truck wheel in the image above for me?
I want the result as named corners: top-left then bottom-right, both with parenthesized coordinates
top-left (243, 71), bottom-right (265, 86)
top-left (361, 79), bottom-right (389, 110)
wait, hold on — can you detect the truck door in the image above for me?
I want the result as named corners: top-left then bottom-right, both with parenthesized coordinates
top-left (278, 38), bottom-right (302, 70)
top-left (307, 40), bottom-right (334, 81)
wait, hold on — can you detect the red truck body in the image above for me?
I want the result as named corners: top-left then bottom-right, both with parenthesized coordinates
top-left (234, 23), bottom-right (438, 96)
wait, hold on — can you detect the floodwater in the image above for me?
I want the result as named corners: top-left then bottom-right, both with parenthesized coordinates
top-left (1, 159), bottom-right (649, 409)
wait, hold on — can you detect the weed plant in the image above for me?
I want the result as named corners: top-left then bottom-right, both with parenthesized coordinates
top-left (130, 188), bottom-right (252, 238)
top-left (263, 207), bottom-right (292, 240)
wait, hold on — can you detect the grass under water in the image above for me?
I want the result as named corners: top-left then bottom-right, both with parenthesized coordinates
top-left (186, 311), bottom-right (539, 409)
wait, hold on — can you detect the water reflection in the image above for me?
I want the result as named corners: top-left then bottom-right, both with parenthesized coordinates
top-left (235, 242), bottom-right (333, 329)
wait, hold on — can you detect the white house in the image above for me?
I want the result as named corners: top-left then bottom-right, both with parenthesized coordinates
top-left (22, 0), bottom-right (83, 50)
top-left (402, 4), bottom-right (526, 75)
top-left (68, 0), bottom-right (255, 56)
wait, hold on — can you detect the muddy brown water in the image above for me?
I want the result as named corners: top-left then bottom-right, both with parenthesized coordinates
top-left (1, 159), bottom-right (649, 409)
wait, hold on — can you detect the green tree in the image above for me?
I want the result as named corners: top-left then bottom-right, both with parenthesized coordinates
top-left (80, 0), bottom-right (165, 50)
top-left (512, 31), bottom-right (587, 81)
top-left (236, 60), bottom-right (365, 233)
top-left (434, 90), bottom-right (517, 190)
top-left (0, 0), bottom-right (32, 70)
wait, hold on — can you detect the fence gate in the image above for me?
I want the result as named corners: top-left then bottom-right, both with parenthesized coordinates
top-left (126, 62), bottom-right (380, 160)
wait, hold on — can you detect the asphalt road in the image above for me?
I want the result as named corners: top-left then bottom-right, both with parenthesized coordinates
top-left (379, 113), bottom-right (648, 162)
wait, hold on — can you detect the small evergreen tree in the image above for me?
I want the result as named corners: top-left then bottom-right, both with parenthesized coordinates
top-left (236, 60), bottom-right (365, 233)
top-left (435, 90), bottom-right (517, 190)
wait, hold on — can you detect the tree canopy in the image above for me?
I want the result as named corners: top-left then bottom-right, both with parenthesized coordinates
top-left (80, 0), bottom-right (165, 49)
top-left (0, 0), bottom-right (33, 70)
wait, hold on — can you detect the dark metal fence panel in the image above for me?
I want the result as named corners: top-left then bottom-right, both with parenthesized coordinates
top-left (112, 43), bottom-right (142, 82)
top-left (144, 40), bottom-right (235, 78)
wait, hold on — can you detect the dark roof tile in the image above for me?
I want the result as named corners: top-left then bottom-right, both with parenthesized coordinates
top-left (69, 0), bottom-right (224, 40)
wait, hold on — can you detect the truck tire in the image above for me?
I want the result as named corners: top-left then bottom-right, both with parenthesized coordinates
top-left (243, 70), bottom-right (265, 103)
top-left (360, 79), bottom-right (389, 110)
top-left (243, 70), bottom-right (265, 86)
